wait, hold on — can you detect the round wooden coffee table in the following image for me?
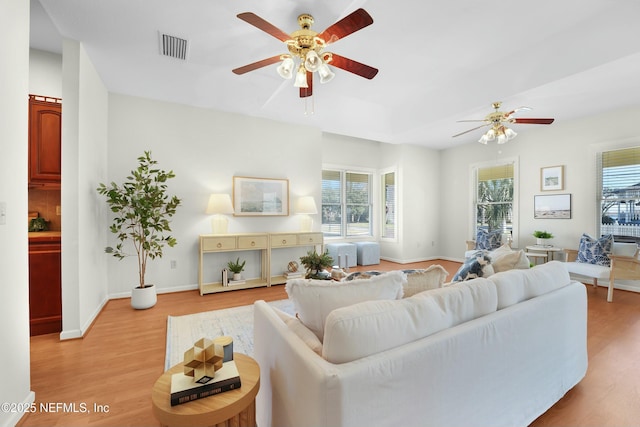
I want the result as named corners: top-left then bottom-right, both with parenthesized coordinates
top-left (151, 353), bottom-right (260, 427)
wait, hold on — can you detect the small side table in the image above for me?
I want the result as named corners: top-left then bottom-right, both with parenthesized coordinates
top-left (525, 245), bottom-right (563, 264)
top-left (151, 353), bottom-right (260, 427)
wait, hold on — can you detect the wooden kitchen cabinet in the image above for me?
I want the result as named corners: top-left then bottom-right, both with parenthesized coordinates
top-left (29, 236), bottom-right (62, 336)
top-left (29, 94), bottom-right (62, 188)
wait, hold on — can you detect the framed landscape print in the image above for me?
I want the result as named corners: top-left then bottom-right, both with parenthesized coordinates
top-left (233, 176), bottom-right (289, 216)
top-left (540, 165), bottom-right (564, 191)
top-left (534, 194), bottom-right (571, 219)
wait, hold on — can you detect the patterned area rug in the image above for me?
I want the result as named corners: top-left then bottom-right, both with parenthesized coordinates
top-left (165, 299), bottom-right (294, 370)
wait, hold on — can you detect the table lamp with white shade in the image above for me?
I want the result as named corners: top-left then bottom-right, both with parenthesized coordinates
top-left (294, 196), bottom-right (318, 232)
top-left (206, 194), bottom-right (234, 234)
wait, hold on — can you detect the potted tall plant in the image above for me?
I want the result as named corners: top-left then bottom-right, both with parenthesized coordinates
top-left (97, 151), bottom-right (181, 309)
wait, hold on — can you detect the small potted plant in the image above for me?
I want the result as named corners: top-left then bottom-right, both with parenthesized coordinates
top-left (533, 230), bottom-right (554, 246)
top-left (299, 249), bottom-right (334, 279)
top-left (97, 151), bottom-right (181, 309)
top-left (227, 257), bottom-right (246, 281)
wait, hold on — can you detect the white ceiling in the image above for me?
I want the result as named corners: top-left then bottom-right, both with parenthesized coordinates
top-left (30, 0), bottom-right (640, 149)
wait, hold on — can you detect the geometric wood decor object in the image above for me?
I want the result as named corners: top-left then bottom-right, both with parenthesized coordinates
top-left (183, 337), bottom-right (223, 384)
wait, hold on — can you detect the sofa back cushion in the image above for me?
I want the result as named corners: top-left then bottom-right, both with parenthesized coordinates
top-left (489, 260), bottom-right (571, 309)
top-left (285, 271), bottom-right (405, 340)
top-left (322, 278), bottom-right (497, 364)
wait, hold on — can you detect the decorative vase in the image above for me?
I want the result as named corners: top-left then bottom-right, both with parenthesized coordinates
top-left (131, 284), bottom-right (157, 309)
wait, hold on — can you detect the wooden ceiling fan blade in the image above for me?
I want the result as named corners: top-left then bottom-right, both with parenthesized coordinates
top-left (329, 53), bottom-right (378, 79)
top-left (300, 72), bottom-right (313, 98)
top-left (318, 8), bottom-right (373, 44)
top-left (452, 123), bottom-right (491, 138)
top-left (457, 119), bottom-right (488, 123)
top-left (232, 55), bottom-right (282, 75)
top-left (237, 12), bottom-right (291, 42)
top-left (513, 118), bottom-right (555, 124)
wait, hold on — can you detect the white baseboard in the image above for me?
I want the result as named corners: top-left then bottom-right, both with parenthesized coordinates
top-left (60, 295), bottom-right (109, 340)
top-left (2, 391), bottom-right (35, 427)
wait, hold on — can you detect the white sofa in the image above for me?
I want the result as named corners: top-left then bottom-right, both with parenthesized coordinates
top-left (253, 261), bottom-right (587, 427)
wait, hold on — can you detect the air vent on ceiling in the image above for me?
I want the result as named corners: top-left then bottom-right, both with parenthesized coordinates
top-left (160, 33), bottom-right (188, 60)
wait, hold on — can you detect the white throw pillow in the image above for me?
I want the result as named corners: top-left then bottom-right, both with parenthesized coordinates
top-left (491, 248), bottom-right (530, 272)
top-left (403, 265), bottom-right (450, 297)
top-left (285, 270), bottom-right (406, 340)
top-left (272, 307), bottom-right (322, 356)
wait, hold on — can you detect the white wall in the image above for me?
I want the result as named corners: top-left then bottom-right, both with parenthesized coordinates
top-left (106, 94), bottom-right (324, 295)
top-left (60, 39), bottom-right (109, 339)
top-left (29, 48), bottom-right (62, 97)
top-left (439, 106), bottom-right (640, 289)
top-left (0, 1), bottom-right (34, 426)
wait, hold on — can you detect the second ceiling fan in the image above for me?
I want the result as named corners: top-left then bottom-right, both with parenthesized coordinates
top-left (232, 8), bottom-right (378, 98)
top-left (453, 102), bottom-right (555, 144)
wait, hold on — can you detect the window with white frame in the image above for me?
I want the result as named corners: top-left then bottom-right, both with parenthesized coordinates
top-left (598, 146), bottom-right (640, 243)
top-left (381, 170), bottom-right (396, 239)
top-left (473, 161), bottom-right (516, 242)
top-left (321, 169), bottom-right (373, 238)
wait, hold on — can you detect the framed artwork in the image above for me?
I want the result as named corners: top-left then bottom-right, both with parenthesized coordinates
top-left (540, 165), bottom-right (564, 191)
top-left (233, 176), bottom-right (289, 216)
top-left (534, 194), bottom-right (571, 219)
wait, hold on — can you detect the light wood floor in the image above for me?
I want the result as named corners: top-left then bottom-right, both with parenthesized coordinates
top-left (18, 260), bottom-right (640, 426)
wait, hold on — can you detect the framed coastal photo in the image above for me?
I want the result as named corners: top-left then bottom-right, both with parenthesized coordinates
top-left (540, 165), bottom-right (564, 191)
top-left (534, 194), bottom-right (571, 219)
top-left (233, 176), bottom-right (289, 216)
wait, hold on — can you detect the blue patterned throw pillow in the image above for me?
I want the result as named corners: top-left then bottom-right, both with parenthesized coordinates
top-left (476, 229), bottom-right (502, 250)
top-left (453, 252), bottom-right (493, 282)
top-left (577, 233), bottom-right (613, 266)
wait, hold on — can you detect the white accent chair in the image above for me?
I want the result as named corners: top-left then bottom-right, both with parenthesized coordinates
top-left (564, 242), bottom-right (640, 302)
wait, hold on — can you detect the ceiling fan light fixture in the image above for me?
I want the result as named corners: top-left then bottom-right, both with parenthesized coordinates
top-left (294, 64), bottom-right (309, 88)
top-left (304, 50), bottom-right (322, 72)
top-left (504, 127), bottom-right (517, 140)
top-left (277, 56), bottom-right (294, 79)
top-left (318, 63), bottom-right (335, 84)
top-left (478, 134), bottom-right (490, 144)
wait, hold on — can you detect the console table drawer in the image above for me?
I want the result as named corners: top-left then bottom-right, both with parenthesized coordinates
top-left (271, 234), bottom-right (298, 247)
top-left (298, 233), bottom-right (323, 245)
top-left (202, 236), bottom-right (237, 251)
top-left (238, 235), bottom-right (268, 249)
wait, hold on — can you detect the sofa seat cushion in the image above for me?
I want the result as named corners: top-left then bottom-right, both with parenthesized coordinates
top-left (322, 278), bottom-right (497, 364)
top-left (489, 261), bottom-right (571, 309)
top-left (285, 271), bottom-right (405, 340)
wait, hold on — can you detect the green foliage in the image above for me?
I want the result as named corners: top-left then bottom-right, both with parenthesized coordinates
top-left (533, 230), bottom-right (554, 239)
top-left (97, 151), bottom-right (181, 288)
top-left (227, 257), bottom-right (246, 274)
top-left (299, 249), bottom-right (334, 278)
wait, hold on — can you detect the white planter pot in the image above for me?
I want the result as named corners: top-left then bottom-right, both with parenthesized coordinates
top-left (233, 273), bottom-right (242, 281)
top-left (131, 284), bottom-right (157, 309)
top-left (536, 238), bottom-right (551, 246)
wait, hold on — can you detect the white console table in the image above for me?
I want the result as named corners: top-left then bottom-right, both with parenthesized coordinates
top-left (198, 232), bottom-right (323, 295)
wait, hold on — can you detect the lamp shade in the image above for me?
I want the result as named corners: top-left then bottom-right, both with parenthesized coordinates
top-left (294, 196), bottom-right (318, 214)
top-left (206, 194), bottom-right (234, 215)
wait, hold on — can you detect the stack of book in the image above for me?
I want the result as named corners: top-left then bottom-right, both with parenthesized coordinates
top-left (170, 361), bottom-right (241, 406)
